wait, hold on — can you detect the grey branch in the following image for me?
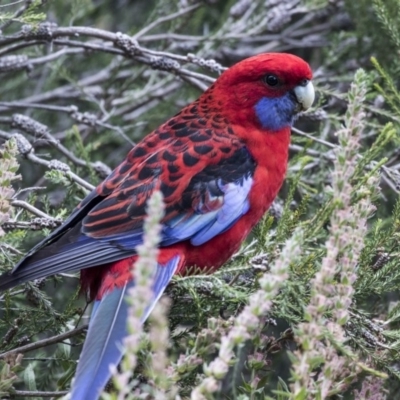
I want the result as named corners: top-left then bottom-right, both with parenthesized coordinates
top-left (0, 325), bottom-right (88, 359)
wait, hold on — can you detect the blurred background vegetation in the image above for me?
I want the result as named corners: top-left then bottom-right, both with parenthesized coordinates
top-left (1, 0), bottom-right (400, 398)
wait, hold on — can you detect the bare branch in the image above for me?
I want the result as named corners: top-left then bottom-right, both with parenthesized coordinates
top-left (0, 325), bottom-right (88, 359)
top-left (12, 390), bottom-right (68, 398)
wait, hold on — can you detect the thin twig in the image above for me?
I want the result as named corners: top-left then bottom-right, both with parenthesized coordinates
top-left (11, 200), bottom-right (56, 219)
top-left (12, 390), bottom-right (69, 398)
top-left (132, 4), bottom-right (201, 39)
top-left (0, 325), bottom-right (88, 359)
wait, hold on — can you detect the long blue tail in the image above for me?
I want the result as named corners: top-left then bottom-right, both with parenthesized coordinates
top-left (70, 256), bottom-right (180, 400)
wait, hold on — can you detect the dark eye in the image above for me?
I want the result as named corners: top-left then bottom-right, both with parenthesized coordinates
top-left (263, 74), bottom-right (279, 87)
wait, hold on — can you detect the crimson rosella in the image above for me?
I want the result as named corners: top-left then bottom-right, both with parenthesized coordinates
top-left (0, 53), bottom-right (314, 399)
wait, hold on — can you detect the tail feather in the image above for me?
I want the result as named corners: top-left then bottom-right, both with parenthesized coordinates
top-left (70, 255), bottom-right (181, 400)
top-left (70, 281), bottom-right (132, 400)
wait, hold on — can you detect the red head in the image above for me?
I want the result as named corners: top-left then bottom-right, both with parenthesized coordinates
top-left (208, 53), bottom-right (314, 131)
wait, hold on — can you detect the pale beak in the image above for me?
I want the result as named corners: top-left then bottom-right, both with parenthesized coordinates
top-left (293, 80), bottom-right (315, 111)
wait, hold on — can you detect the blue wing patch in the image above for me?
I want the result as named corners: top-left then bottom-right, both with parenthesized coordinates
top-left (163, 175), bottom-right (253, 246)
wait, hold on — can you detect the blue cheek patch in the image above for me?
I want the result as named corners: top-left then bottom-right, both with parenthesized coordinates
top-left (254, 94), bottom-right (296, 131)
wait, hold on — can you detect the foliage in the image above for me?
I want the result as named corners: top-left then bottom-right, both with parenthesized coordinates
top-left (0, 0), bottom-right (400, 399)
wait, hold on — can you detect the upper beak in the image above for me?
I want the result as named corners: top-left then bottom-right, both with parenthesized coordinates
top-left (293, 80), bottom-right (315, 111)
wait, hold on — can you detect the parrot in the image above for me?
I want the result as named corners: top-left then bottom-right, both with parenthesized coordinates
top-left (0, 52), bottom-right (314, 399)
